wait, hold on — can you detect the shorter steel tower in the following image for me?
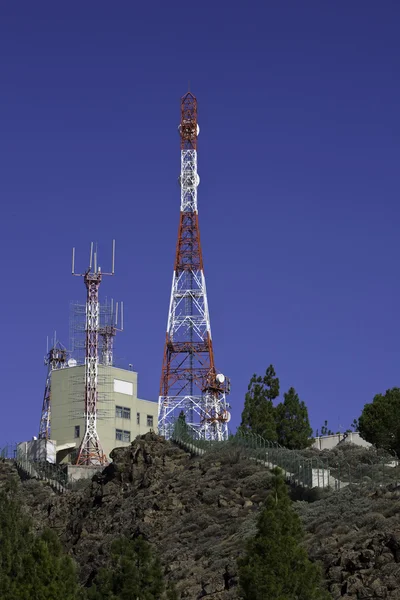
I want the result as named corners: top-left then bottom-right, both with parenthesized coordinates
top-left (72, 241), bottom-right (115, 465)
top-left (38, 335), bottom-right (68, 440)
top-left (99, 299), bottom-right (124, 366)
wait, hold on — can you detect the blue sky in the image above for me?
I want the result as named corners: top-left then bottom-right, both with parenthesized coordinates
top-left (1, 2), bottom-right (399, 443)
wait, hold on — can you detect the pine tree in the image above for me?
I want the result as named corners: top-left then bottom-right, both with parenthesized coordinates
top-left (238, 470), bottom-right (330, 600)
top-left (275, 387), bottom-right (313, 449)
top-left (240, 365), bottom-right (280, 440)
top-left (15, 529), bottom-right (82, 600)
top-left (88, 536), bottom-right (165, 600)
top-left (0, 492), bottom-right (82, 600)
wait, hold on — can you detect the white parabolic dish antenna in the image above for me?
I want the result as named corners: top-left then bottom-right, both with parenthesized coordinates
top-left (68, 358), bottom-right (77, 368)
top-left (216, 373), bottom-right (225, 384)
top-left (222, 410), bottom-right (231, 423)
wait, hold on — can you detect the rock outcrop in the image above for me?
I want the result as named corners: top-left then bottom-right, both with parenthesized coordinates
top-left (3, 434), bottom-right (400, 598)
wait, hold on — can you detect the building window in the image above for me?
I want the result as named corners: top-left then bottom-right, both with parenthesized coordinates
top-left (147, 415), bottom-right (153, 428)
top-left (74, 426), bottom-right (80, 438)
top-left (116, 406), bottom-right (131, 419)
top-left (116, 429), bottom-right (130, 443)
top-left (137, 412), bottom-right (140, 425)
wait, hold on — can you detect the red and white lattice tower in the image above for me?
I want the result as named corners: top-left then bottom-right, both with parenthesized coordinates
top-left (72, 241), bottom-right (115, 465)
top-left (38, 336), bottom-right (68, 440)
top-left (158, 91), bottom-right (231, 441)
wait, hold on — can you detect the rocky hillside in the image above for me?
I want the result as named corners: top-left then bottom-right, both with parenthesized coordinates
top-left (3, 433), bottom-right (400, 599)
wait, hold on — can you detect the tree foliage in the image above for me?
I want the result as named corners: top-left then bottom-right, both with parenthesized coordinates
top-left (358, 387), bottom-right (400, 456)
top-left (275, 387), bottom-right (313, 449)
top-left (238, 470), bottom-right (330, 600)
top-left (88, 536), bottom-right (165, 600)
top-left (240, 366), bottom-right (313, 449)
top-left (0, 492), bottom-right (82, 600)
top-left (240, 365), bottom-right (280, 440)
top-left (315, 420), bottom-right (335, 437)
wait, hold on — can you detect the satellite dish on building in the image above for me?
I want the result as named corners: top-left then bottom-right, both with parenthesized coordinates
top-left (68, 358), bottom-right (77, 368)
top-left (216, 373), bottom-right (225, 384)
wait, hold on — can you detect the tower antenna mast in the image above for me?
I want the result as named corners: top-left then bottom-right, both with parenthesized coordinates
top-left (158, 91), bottom-right (231, 440)
top-left (38, 334), bottom-right (68, 440)
top-left (99, 299), bottom-right (124, 366)
top-left (72, 240), bottom-right (115, 465)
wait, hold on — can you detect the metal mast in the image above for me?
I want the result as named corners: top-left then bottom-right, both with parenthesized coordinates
top-left (72, 241), bottom-right (115, 465)
top-left (38, 335), bottom-right (67, 440)
top-left (158, 91), bottom-right (231, 441)
top-left (99, 299), bottom-right (124, 366)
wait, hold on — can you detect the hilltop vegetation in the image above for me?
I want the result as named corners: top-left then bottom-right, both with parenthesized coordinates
top-left (3, 431), bottom-right (400, 598)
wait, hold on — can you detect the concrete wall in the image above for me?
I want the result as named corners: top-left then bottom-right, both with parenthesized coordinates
top-left (17, 439), bottom-right (57, 464)
top-left (51, 365), bottom-right (158, 463)
top-left (312, 431), bottom-right (371, 451)
top-left (64, 464), bottom-right (102, 483)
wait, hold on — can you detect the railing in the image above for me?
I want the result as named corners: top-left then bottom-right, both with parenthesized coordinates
top-left (0, 442), bottom-right (17, 460)
top-left (15, 457), bottom-right (68, 493)
top-left (169, 421), bottom-right (400, 491)
top-left (0, 443), bottom-right (70, 493)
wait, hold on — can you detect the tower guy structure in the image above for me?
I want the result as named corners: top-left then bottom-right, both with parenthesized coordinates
top-left (38, 336), bottom-right (68, 440)
top-left (72, 241), bottom-right (115, 465)
top-left (158, 91), bottom-right (231, 441)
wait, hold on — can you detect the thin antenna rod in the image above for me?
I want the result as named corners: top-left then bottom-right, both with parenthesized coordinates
top-left (121, 301), bottom-right (124, 330)
top-left (112, 240), bottom-right (115, 274)
top-left (89, 242), bottom-right (93, 270)
top-left (115, 302), bottom-right (119, 327)
top-left (94, 251), bottom-right (97, 274)
top-left (72, 247), bottom-right (75, 275)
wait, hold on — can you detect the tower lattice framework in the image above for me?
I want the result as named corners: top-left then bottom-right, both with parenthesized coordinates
top-left (38, 339), bottom-right (67, 440)
top-left (158, 91), bottom-right (231, 441)
top-left (99, 300), bottom-right (123, 367)
top-left (72, 242), bottom-right (115, 465)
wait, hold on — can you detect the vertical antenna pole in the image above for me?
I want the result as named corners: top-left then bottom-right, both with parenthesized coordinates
top-left (73, 240), bottom-right (118, 465)
top-left (112, 239), bottom-right (115, 274)
top-left (72, 247), bottom-right (75, 275)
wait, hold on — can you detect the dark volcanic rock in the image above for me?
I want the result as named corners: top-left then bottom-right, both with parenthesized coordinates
top-left (5, 435), bottom-right (400, 598)
top-left (297, 483), bottom-right (400, 599)
top-left (6, 434), bottom-right (271, 599)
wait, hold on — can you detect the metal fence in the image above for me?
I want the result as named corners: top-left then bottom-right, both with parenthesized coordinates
top-left (0, 443), bottom-right (73, 493)
top-left (0, 442), bottom-right (17, 460)
top-left (2, 426), bottom-right (400, 494)
top-left (169, 421), bottom-right (400, 491)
